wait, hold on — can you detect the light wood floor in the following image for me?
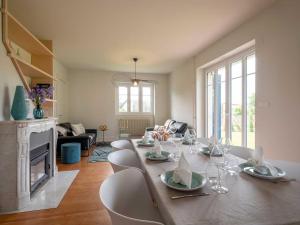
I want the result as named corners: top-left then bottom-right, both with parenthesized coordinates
top-left (0, 149), bottom-right (113, 225)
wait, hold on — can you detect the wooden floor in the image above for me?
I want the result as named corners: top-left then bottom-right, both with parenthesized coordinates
top-left (0, 149), bottom-right (113, 225)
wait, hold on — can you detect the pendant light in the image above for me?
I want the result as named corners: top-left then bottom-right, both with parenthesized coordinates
top-left (132, 57), bottom-right (139, 86)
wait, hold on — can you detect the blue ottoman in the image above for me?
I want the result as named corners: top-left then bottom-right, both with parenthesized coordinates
top-left (61, 143), bottom-right (81, 164)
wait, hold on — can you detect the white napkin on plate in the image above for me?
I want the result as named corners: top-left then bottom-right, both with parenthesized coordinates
top-left (143, 131), bottom-right (150, 142)
top-left (173, 153), bottom-right (192, 188)
top-left (253, 146), bottom-right (278, 176)
top-left (253, 146), bottom-right (264, 166)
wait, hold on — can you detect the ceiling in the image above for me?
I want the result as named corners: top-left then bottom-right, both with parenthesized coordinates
top-left (9, 0), bottom-right (275, 73)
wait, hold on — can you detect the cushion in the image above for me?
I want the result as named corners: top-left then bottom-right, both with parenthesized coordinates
top-left (56, 125), bottom-right (68, 136)
top-left (58, 123), bottom-right (73, 136)
top-left (71, 123), bottom-right (86, 136)
top-left (164, 119), bottom-right (175, 129)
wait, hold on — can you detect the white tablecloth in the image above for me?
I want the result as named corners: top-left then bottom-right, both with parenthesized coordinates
top-left (132, 139), bottom-right (300, 225)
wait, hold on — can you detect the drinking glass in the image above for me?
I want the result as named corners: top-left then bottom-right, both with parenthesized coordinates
top-left (210, 144), bottom-right (228, 194)
top-left (188, 128), bottom-right (197, 154)
top-left (222, 138), bottom-right (238, 176)
top-left (169, 133), bottom-right (183, 161)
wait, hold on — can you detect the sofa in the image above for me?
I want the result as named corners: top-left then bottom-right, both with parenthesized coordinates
top-left (146, 119), bottom-right (188, 135)
top-left (56, 122), bottom-right (97, 157)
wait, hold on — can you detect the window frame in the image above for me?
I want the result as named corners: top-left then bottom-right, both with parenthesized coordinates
top-left (115, 82), bottom-right (154, 115)
top-left (204, 47), bottom-right (255, 147)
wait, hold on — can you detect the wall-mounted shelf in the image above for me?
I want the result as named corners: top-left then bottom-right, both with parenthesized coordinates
top-left (10, 55), bottom-right (57, 80)
top-left (1, 0), bottom-right (56, 117)
top-left (6, 11), bottom-right (53, 56)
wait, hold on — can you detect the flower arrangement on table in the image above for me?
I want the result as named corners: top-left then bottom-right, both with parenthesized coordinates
top-left (152, 126), bottom-right (170, 141)
top-left (28, 86), bottom-right (53, 119)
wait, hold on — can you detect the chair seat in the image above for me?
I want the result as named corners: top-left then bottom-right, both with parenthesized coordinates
top-left (111, 140), bottom-right (133, 151)
top-left (100, 168), bottom-right (164, 225)
top-left (108, 149), bottom-right (142, 173)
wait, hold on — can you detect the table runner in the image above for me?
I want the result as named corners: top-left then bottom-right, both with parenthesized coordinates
top-left (132, 139), bottom-right (300, 225)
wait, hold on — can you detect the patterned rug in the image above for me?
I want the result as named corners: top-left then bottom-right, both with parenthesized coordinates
top-left (89, 145), bottom-right (112, 163)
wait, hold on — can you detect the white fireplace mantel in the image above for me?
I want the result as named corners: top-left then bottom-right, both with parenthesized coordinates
top-left (0, 118), bottom-right (57, 213)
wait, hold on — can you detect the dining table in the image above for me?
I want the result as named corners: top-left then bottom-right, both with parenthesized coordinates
top-left (131, 139), bottom-right (300, 225)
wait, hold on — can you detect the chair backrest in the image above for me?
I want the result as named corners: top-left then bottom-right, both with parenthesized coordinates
top-left (108, 149), bottom-right (142, 173)
top-left (229, 146), bottom-right (253, 160)
top-left (100, 168), bottom-right (164, 225)
top-left (111, 140), bottom-right (134, 151)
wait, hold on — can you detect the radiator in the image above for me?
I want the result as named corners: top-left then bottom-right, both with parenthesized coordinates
top-left (119, 119), bottom-right (151, 137)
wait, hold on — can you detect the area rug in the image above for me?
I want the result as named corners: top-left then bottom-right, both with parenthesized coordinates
top-left (89, 145), bottom-right (113, 163)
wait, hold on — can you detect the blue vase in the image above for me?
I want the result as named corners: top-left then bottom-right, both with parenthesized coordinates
top-left (11, 86), bottom-right (27, 120)
top-left (33, 105), bottom-right (44, 119)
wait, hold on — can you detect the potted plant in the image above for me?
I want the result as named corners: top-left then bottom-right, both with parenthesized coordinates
top-left (29, 86), bottom-right (53, 119)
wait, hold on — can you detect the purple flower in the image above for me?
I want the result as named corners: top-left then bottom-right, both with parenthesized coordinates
top-left (29, 85), bottom-right (54, 106)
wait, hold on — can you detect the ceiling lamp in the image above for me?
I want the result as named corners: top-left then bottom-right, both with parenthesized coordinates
top-left (132, 57), bottom-right (139, 86)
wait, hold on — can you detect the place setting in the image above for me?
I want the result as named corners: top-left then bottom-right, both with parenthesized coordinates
top-left (238, 147), bottom-right (295, 183)
top-left (160, 152), bottom-right (210, 199)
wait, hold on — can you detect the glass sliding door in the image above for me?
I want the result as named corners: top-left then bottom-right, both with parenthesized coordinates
top-left (231, 60), bottom-right (243, 146)
top-left (205, 49), bottom-right (256, 148)
top-left (206, 72), bottom-right (214, 138)
top-left (246, 54), bottom-right (256, 148)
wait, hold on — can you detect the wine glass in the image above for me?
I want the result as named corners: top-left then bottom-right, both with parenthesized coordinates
top-left (188, 128), bottom-right (197, 154)
top-left (210, 144), bottom-right (228, 194)
top-left (169, 133), bottom-right (183, 161)
top-left (222, 138), bottom-right (238, 176)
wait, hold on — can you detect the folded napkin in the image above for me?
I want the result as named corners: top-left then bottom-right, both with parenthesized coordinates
top-left (253, 146), bottom-right (264, 166)
top-left (172, 153), bottom-right (192, 188)
top-left (142, 131), bottom-right (151, 143)
top-left (251, 146), bottom-right (278, 176)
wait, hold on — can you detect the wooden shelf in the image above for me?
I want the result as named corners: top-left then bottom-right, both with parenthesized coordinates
top-left (6, 11), bottom-right (53, 56)
top-left (10, 55), bottom-right (57, 81)
top-left (45, 98), bottom-right (56, 103)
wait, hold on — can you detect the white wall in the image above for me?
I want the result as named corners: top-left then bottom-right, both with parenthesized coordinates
top-left (68, 69), bottom-right (170, 141)
top-left (54, 60), bottom-right (69, 123)
top-left (0, 0), bottom-right (69, 122)
top-left (0, 10), bottom-right (23, 121)
top-left (169, 58), bottom-right (196, 126)
top-left (170, 0), bottom-right (300, 161)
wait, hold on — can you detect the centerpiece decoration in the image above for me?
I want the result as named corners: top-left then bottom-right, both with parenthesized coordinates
top-left (152, 126), bottom-right (170, 141)
top-left (29, 85), bottom-right (53, 119)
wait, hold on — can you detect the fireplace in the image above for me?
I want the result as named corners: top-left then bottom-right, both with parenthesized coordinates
top-left (30, 143), bottom-right (50, 194)
top-left (0, 118), bottom-right (57, 212)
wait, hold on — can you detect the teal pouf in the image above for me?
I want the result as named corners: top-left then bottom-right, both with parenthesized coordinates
top-left (61, 143), bottom-right (81, 164)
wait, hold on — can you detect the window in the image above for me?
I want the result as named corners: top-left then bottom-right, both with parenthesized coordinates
top-left (116, 83), bottom-right (154, 114)
top-left (205, 49), bottom-right (255, 148)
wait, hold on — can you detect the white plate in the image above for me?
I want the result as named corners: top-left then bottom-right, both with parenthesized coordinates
top-left (243, 167), bottom-right (286, 180)
top-left (160, 170), bottom-right (207, 192)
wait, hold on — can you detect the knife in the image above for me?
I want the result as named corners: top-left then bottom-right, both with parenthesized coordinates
top-left (171, 192), bottom-right (210, 200)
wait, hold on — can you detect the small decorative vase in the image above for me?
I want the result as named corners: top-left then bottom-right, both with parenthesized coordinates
top-left (33, 105), bottom-right (44, 119)
top-left (11, 86), bottom-right (27, 120)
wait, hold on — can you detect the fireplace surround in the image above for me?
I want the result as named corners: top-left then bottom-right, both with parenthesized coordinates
top-left (0, 118), bottom-right (57, 212)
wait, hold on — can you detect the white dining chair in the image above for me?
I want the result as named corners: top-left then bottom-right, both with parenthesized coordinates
top-left (108, 149), bottom-right (142, 173)
top-left (229, 145), bottom-right (253, 160)
top-left (111, 139), bottom-right (134, 151)
top-left (100, 168), bottom-right (164, 225)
